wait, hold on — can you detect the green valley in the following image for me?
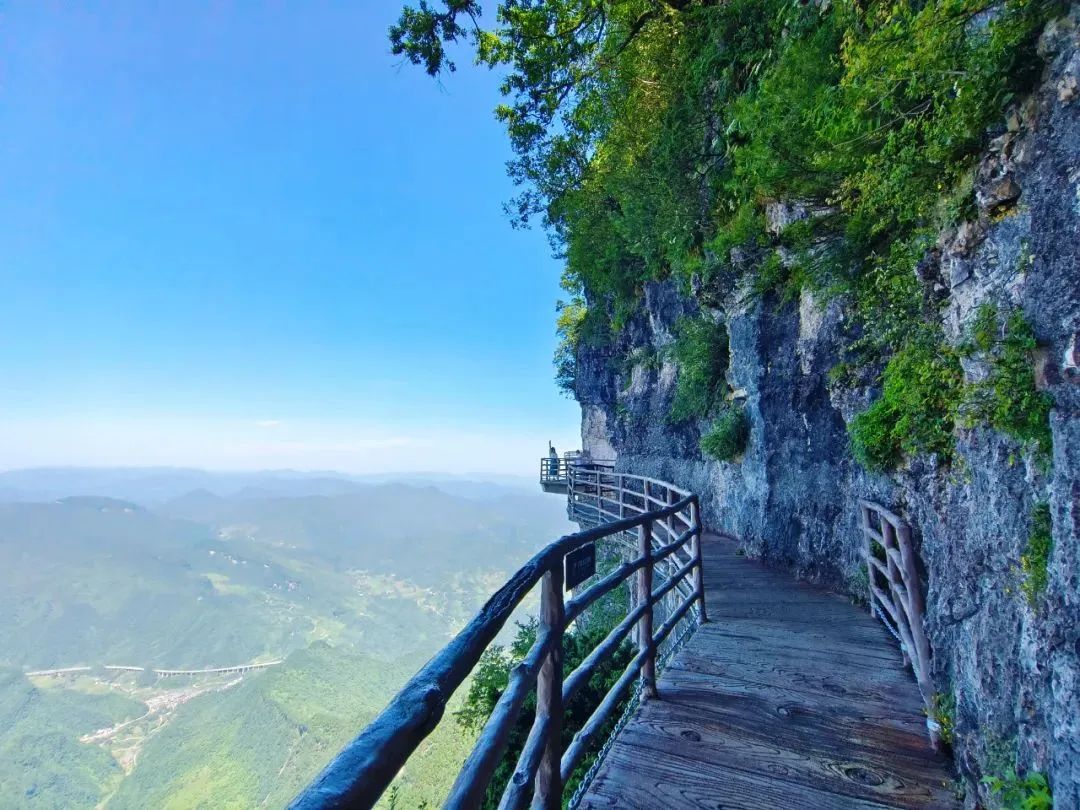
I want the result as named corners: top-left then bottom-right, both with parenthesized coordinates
top-left (0, 471), bottom-right (574, 808)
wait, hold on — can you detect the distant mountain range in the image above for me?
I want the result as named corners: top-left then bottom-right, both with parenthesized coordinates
top-left (0, 466), bottom-right (538, 506)
top-left (0, 468), bottom-right (573, 807)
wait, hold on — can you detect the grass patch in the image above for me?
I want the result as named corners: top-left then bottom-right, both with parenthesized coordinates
top-left (963, 306), bottom-right (1053, 457)
top-left (849, 339), bottom-right (964, 470)
top-left (1021, 502), bottom-right (1052, 608)
top-left (983, 770), bottom-right (1053, 809)
top-left (929, 691), bottom-right (956, 747)
top-left (669, 318), bottom-right (730, 423)
top-left (701, 405), bottom-right (749, 461)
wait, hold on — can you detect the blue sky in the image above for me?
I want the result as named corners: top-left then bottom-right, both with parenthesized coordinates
top-left (0, 2), bottom-right (581, 474)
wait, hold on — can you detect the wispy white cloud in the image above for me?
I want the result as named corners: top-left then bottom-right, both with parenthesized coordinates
top-left (255, 419), bottom-right (283, 429)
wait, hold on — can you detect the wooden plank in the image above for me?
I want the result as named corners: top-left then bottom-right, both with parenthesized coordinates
top-left (578, 534), bottom-right (956, 810)
top-left (654, 662), bottom-right (926, 722)
top-left (611, 711), bottom-right (954, 806)
top-left (619, 682), bottom-right (944, 776)
top-left (580, 743), bottom-right (917, 809)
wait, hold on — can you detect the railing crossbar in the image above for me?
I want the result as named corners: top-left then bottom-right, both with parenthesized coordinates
top-left (563, 600), bottom-right (651, 704)
top-left (565, 556), bottom-right (648, 625)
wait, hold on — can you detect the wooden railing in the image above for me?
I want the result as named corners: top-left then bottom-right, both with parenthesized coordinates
top-left (291, 471), bottom-right (704, 809)
top-left (859, 500), bottom-right (936, 746)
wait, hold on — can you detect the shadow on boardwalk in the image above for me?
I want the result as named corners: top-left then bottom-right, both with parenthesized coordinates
top-left (579, 534), bottom-right (957, 809)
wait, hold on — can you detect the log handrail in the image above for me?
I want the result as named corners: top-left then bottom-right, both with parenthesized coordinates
top-left (859, 500), bottom-right (936, 746)
top-left (290, 468), bottom-right (704, 809)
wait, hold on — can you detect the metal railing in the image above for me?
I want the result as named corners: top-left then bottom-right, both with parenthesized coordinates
top-left (859, 500), bottom-right (936, 746)
top-left (539, 451), bottom-right (592, 487)
top-left (539, 455), bottom-right (571, 485)
top-left (291, 471), bottom-right (704, 809)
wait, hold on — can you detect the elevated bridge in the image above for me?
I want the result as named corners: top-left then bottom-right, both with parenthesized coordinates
top-left (27, 660), bottom-right (282, 679)
top-left (292, 464), bottom-right (954, 808)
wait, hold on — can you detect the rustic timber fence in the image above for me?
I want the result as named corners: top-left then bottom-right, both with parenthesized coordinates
top-left (859, 500), bottom-right (938, 746)
top-left (291, 469), bottom-right (705, 809)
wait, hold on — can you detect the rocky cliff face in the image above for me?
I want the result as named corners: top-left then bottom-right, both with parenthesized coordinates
top-left (573, 14), bottom-right (1080, 806)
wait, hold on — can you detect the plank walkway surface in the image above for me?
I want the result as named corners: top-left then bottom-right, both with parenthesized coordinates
top-left (578, 534), bottom-right (957, 809)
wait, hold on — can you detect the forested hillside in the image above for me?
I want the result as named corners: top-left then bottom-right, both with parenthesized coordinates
top-left (0, 474), bottom-right (575, 808)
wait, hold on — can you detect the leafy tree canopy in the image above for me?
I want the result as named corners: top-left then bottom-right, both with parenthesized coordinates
top-left (393, 0), bottom-right (1059, 467)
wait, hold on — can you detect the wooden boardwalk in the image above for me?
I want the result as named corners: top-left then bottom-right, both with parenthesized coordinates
top-left (578, 534), bottom-right (957, 809)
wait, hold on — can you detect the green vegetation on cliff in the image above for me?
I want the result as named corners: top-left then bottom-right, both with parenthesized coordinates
top-left (393, 0), bottom-right (1059, 470)
top-left (962, 304), bottom-right (1054, 457)
top-left (1021, 502), bottom-right (1053, 607)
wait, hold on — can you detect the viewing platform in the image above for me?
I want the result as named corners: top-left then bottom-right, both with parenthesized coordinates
top-left (538, 450), bottom-right (588, 493)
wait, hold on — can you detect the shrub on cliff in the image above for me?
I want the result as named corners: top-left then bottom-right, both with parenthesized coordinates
top-left (700, 405), bottom-right (749, 462)
top-left (962, 306), bottom-right (1054, 457)
top-left (455, 616), bottom-right (632, 808)
top-left (1021, 502), bottom-right (1053, 607)
top-left (849, 339), bottom-right (964, 470)
top-left (391, 0), bottom-right (1060, 466)
top-left (669, 318), bottom-right (729, 423)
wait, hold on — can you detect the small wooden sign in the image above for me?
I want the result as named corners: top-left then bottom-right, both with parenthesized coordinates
top-left (564, 543), bottom-right (596, 591)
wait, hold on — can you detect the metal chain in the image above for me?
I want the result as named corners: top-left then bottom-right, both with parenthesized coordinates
top-left (873, 601), bottom-right (903, 646)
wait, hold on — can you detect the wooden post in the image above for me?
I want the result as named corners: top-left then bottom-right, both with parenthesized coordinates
top-left (896, 522), bottom-right (934, 704)
top-left (666, 487), bottom-right (677, 544)
top-left (638, 520), bottom-right (658, 700)
top-left (690, 498), bottom-right (707, 624)
top-left (860, 504), bottom-right (875, 616)
top-left (881, 520), bottom-right (909, 668)
top-left (533, 567), bottom-right (564, 810)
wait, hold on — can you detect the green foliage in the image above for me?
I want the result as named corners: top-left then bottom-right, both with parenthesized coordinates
top-left (849, 339), bottom-right (965, 470)
top-left (1, 483), bottom-right (578, 808)
top-left (1021, 502), bottom-right (1052, 608)
top-left (930, 691), bottom-right (956, 747)
top-left (983, 770), bottom-right (1053, 809)
top-left (391, 0), bottom-right (1061, 405)
top-left (700, 405), bottom-right (749, 462)
top-left (0, 669), bottom-right (144, 808)
top-left (964, 307), bottom-right (1053, 456)
top-left (108, 644), bottom-right (418, 809)
top-left (848, 565), bottom-right (870, 605)
top-left (968, 301), bottom-right (1001, 354)
top-left (554, 295), bottom-right (588, 396)
top-left (456, 610), bottom-right (633, 808)
top-left (668, 318), bottom-right (729, 423)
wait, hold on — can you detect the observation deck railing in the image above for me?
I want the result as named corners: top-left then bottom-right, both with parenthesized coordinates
top-left (291, 467), bottom-right (705, 809)
top-left (538, 451), bottom-right (586, 492)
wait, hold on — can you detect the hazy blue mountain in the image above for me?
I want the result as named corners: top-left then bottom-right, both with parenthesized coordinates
top-left (0, 466), bottom-right (538, 507)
